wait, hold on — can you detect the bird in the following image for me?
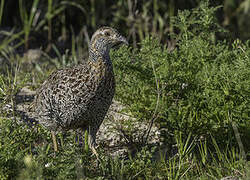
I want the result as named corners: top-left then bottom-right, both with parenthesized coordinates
top-left (30, 26), bottom-right (128, 156)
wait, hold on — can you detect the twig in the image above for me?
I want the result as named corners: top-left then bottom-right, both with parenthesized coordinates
top-left (228, 110), bottom-right (246, 161)
top-left (143, 58), bottom-right (161, 144)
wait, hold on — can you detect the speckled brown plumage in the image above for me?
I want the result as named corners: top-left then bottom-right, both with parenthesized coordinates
top-left (32, 27), bottom-right (128, 154)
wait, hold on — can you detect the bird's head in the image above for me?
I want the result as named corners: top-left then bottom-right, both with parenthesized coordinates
top-left (89, 27), bottom-right (128, 61)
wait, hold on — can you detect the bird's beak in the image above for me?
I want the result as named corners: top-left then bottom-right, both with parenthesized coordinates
top-left (113, 35), bottom-right (128, 48)
top-left (119, 35), bottom-right (129, 45)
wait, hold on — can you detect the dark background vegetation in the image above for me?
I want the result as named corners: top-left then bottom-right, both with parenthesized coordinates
top-left (1, 0), bottom-right (250, 51)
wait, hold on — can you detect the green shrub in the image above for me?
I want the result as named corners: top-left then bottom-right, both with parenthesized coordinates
top-left (112, 1), bottom-right (250, 149)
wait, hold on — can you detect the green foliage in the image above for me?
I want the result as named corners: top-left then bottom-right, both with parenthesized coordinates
top-left (0, 117), bottom-right (248, 179)
top-left (0, 117), bottom-right (38, 179)
top-left (0, 62), bottom-right (26, 104)
top-left (0, 117), bottom-right (95, 179)
top-left (18, 0), bottom-right (41, 50)
top-left (0, 0), bottom-right (4, 25)
top-left (1, 0), bottom-right (250, 63)
top-left (112, 2), bottom-right (250, 148)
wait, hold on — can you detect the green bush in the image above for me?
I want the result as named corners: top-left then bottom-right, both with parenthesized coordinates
top-left (112, 2), bottom-right (250, 149)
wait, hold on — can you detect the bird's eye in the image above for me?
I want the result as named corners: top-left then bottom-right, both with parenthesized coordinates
top-left (104, 31), bottom-right (110, 36)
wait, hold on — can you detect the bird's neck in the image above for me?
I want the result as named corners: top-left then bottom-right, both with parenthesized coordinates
top-left (89, 42), bottom-right (112, 66)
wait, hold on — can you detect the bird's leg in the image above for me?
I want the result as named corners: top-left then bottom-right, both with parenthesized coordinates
top-left (88, 129), bottom-right (99, 159)
top-left (51, 130), bottom-right (58, 152)
top-left (90, 144), bottom-right (98, 159)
